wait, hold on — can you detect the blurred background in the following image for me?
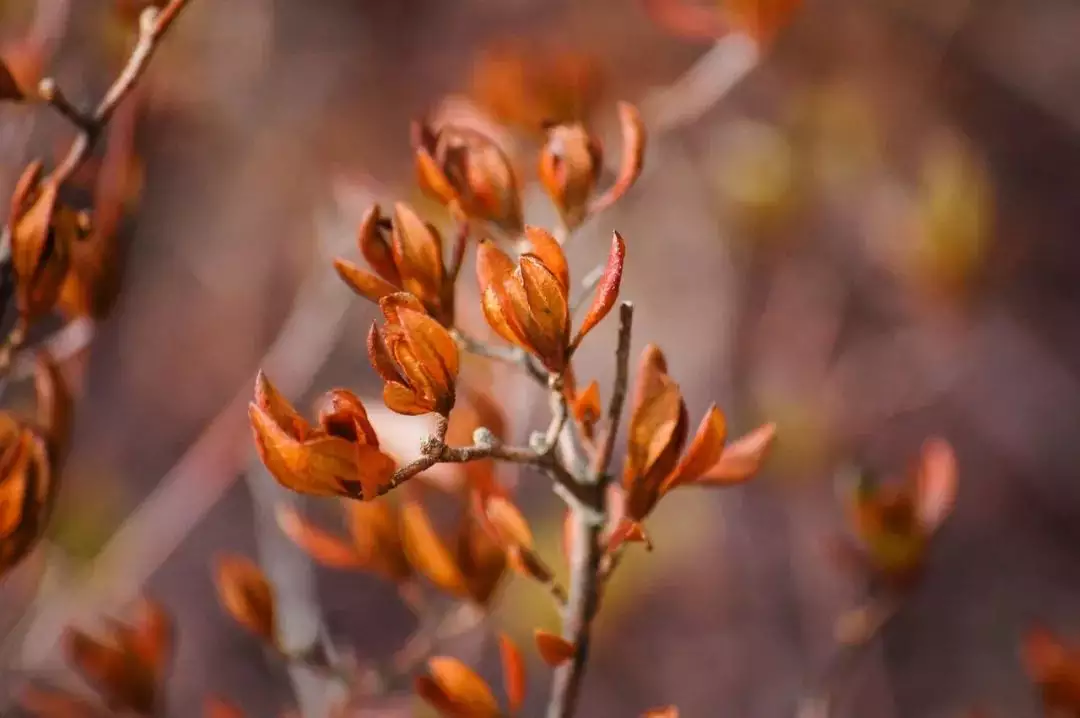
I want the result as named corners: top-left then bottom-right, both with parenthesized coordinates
top-left (0, 0), bottom-right (1079, 716)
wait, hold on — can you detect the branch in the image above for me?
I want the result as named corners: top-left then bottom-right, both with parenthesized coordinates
top-left (546, 302), bottom-right (634, 718)
top-left (47, 1), bottom-right (191, 188)
top-left (376, 414), bottom-right (591, 507)
top-left (590, 303), bottom-right (634, 480)
top-left (0, 0), bottom-right (193, 376)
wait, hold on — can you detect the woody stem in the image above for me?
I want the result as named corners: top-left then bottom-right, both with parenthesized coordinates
top-left (381, 415), bottom-right (592, 507)
top-left (546, 302), bottom-right (634, 718)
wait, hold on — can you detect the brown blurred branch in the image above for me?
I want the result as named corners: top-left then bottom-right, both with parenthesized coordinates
top-left (0, 0), bottom-right (193, 373)
top-left (546, 302), bottom-right (633, 718)
top-left (46, 0), bottom-right (191, 188)
top-left (381, 412), bottom-right (590, 506)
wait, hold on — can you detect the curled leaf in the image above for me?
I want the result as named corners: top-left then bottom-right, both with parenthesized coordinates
top-left (498, 632), bottom-right (526, 714)
top-left (592, 103), bottom-right (645, 212)
top-left (213, 554), bottom-right (277, 647)
top-left (570, 231), bottom-right (626, 351)
top-left (538, 123), bottom-right (603, 229)
top-left (524, 226), bottom-right (569, 292)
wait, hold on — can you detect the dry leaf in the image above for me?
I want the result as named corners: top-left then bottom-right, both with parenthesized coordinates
top-left (213, 554), bottom-right (277, 647)
top-left (424, 656), bottom-right (500, 718)
top-left (0, 421), bottom-right (54, 579)
top-left (401, 499), bottom-right (469, 598)
top-left (534, 630), bottom-right (575, 667)
top-left (249, 373), bottom-right (397, 500)
top-left (570, 231), bottom-right (626, 352)
top-left (413, 121), bottom-right (523, 232)
top-left (63, 597), bottom-right (172, 715)
top-left (369, 294), bottom-right (459, 416)
top-left (276, 505), bottom-right (363, 569)
top-left (699, 422), bottom-right (776, 485)
top-left (498, 632), bottom-right (526, 714)
top-left (538, 124), bottom-right (602, 229)
top-left (591, 103), bottom-right (645, 213)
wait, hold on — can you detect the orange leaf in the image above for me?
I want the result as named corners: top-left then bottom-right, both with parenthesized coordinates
top-left (516, 256), bottom-right (570, 370)
top-left (276, 505), bottom-right (363, 569)
top-left (483, 495), bottom-right (533, 549)
top-left (398, 308), bottom-right (460, 388)
top-left (213, 554), bottom-right (277, 646)
top-left (571, 231), bottom-right (626, 351)
top-left (642, 706), bottom-right (679, 718)
top-left (427, 656), bottom-right (501, 718)
top-left (415, 674), bottom-right (458, 716)
top-left (357, 204), bottom-right (401, 284)
top-left (204, 696), bottom-right (245, 718)
top-left (400, 500), bottom-right (469, 597)
top-left (534, 630), bottom-right (575, 667)
top-left (10, 176), bottom-right (68, 319)
top-left (499, 632), bottom-right (527, 713)
top-left (477, 240), bottom-right (530, 349)
top-left (333, 258), bottom-right (398, 304)
top-left (660, 404), bottom-right (727, 493)
top-left (606, 518), bottom-right (653, 553)
top-left (572, 380), bottom-right (602, 437)
top-left (391, 202), bottom-right (445, 304)
top-left (129, 597), bottom-right (172, 676)
top-left (592, 103), bottom-right (645, 212)
top-left (915, 437), bottom-right (957, 534)
top-left (346, 499), bottom-right (412, 581)
top-left (699, 422), bottom-right (776, 485)
top-left (625, 376), bottom-right (685, 489)
top-left (253, 372), bottom-right (309, 439)
top-left (317, 389), bottom-right (379, 448)
top-left (538, 123), bottom-right (603, 229)
top-left (524, 226), bottom-right (569, 293)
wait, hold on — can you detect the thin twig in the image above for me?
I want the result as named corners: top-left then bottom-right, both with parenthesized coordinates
top-left (546, 302), bottom-right (634, 718)
top-left (0, 0), bottom-right (193, 379)
top-left (377, 418), bottom-right (590, 506)
top-left (591, 303), bottom-right (634, 480)
top-left (50, 1), bottom-right (191, 188)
